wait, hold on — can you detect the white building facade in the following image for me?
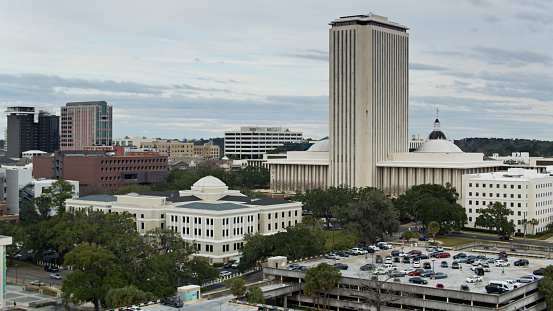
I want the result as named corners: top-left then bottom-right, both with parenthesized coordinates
top-left (329, 14), bottom-right (409, 188)
top-left (462, 168), bottom-right (553, 234)
top-left (65, 176), bottom-right (302, 263)
top-left (224, 126), bottom-right (303, 160)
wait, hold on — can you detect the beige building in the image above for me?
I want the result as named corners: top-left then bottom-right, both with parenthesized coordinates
top-left (463, 168), bottom-right (553, 234)
top-left (329, 14), bottom-right (409, 188)
top-left (224, 126), bottom-right (303, 160)
top-left (65, 176), bottom-right (302, 263)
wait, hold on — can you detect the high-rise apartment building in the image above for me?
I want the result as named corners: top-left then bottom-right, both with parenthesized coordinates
top-left (60, 101), bottom-right (112, 150)
top-left (329, 14), bottom-right (409, 188)
top-left (5, 106), bottom-right (60, 158)
top-left (224, 126), bottom-right (303, 159)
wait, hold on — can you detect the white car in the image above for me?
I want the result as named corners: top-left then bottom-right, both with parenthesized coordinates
top-left (466, 276), bottom-right (483, 283)
top-left (517, 275), bottom-right (538, 283)
top-left (31, 280), bottom-right (45, 286)
top-left (375, 268), bottom-right (388, 275)
top-left (219, 270), bottom-right (233, 277)
top-left (413, 261), bottom-right (421, 268)
top-left (435, 246), bottom-right (444, 252)
top-left (495, 260), bottom-right (510, 267)
top-left (385, 256), bottom-right (393, 264)
top-left (401, 268), bottom-right (417, 275)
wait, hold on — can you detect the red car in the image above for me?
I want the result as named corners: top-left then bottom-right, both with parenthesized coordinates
top-left (409, 250), bottom-right (422, 255)
top-left (408, 269), bottom-right (425, 276)
top-left (435, 252), bottom-right (450, 258)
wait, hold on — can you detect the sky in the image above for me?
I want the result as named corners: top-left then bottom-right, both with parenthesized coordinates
top-left (0, 0), bottom-right (552, 141)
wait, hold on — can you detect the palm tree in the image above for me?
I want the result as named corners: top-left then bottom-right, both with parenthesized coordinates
top-left (530, 219), bottom-right (539, 235)
top-left (305, 263), bottom-right (341, 311)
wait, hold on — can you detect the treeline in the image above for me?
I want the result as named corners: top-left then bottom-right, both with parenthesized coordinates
top-left (115, 166), bottom-right (270, 194)
top-left (454, 138), bottom-right (553, 157)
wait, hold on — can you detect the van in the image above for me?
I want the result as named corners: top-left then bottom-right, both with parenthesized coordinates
top-left (488, 281), bottom-right (514, 291)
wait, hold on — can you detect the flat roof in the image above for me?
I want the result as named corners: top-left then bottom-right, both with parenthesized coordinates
top-left (76, 194), bottom-right (117, 202)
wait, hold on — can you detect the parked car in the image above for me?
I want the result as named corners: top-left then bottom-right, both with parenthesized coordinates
top-left (517, 275), bottom-right (538, 283)
top-left (408, 269), bottom-right (425, 276)
top-left (332, 263), bottom-right (348, 270)
top-left (441, 261), bottom-right (448, 268)
top-left (376, 255), bottom-right (383, 263)
top-left (434, 272), bottom-right (448, 279)
top-left (391, 250), bottom-right (400, 256)
top-left (533, 267), bottom-right (545, 275)
top-left (417, 254), bottom-right (430, 259)
top-left (287, 264), bottom-right (300, 270)
top-left (450, 230), bottom-right (463, 234)
top-left (436, 283), bottom-right (444, 289)
top-left (413, 260), bottom-right (421, 268)
top-left (495, 260), bottom-right (510, 267)
top-left (409, 250), bottom-right (422, 255)
top-left (402, 257), bottom-right (411, 264)
top-left (44, 265), bottom-right (59, 272)
top-left (420, 270), bottom-right (434, 278)
top-left (514, 259), bottom-right (529, 266)
top-left (435, 246), bottom-right (444, 252)
top-left (466, 276), bottom-right (483, 283)
top-left (423, 262), bottom-right (431, 269)
top-left (453, 253), bottom-right (467, 259)
top-left (224, 262), bottom-right (233, 269)
top-left (360, 264), bottom-right (375, 271)
top-left (452, 262), bottom-right (460, 269)
top-left (325, 253), bottom-right (339, 260)
top-left (434, 252), bottom-right (450, 258)
top-left (231, 261), bottom-right (240, 269)
top-left (31, 280), bottom-right (45, 286)
top-left (486, 284), bottom-right (507, 294)
top-left (460, 284), bottom-right (470, 292)
top-left (426, 246), bottom-right (435, 252)
top-left (385, 256), bottom-right (393, 264)
top-left (219, 270), bottom-right (233, 277)
top-left (401, 268), bottom-right (417, 275)
top-left (388, 271), bottom-right (405, 278)
top-left (161, 297), bottom-right (184, 308)
top-left (409, 277), bottom-right (428, 284)
top-left (393, 257), bottom-right (401, 263)
top-left (419, 236), bottom-right (429, 241)
top-left (50, 273), bottom-right (62, 280)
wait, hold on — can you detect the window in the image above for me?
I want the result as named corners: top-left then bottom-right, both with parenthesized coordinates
top-left (268, 224), bottom-right (271, 230)
top-left (518, 185), bottom-right (521, 189)
top-left (141, 214), bottom-right (144, 218)
top-left (511, 185), bottom-right (514, 189)
top-left (483, 184), bottom-right (486, 188)
top-left (275, 212), bottom-right (278, 218)
top-left (161, 214), bottom-right (164, 219)
top-left (275, 223), bottom-right (278, 230)
top-left (518, 211), bottom-right (521, 216)
top-left (295, 210), bottom-right (298, 216)
top-left (469, 183), bottom-right (472, 187)
top-left (469, 192), bottom-right (472, 196)
top-left (469, 200), bottom-right (472, 205)
top-left (288, 211), bottom-right (291, 217)
top-left (476, 183), bottom-right (479, 187)
top-left (518, 194), bottom-right (521, 198)
top-left (469, 209), bottom-right (472, 213)
top-left (268, 214), bottom-right (271, 220)
top-left (282, 212), bottom-right (285, 217)
top-left (282, 222), bottom-right (285, 228)
top-left (141, 223), bottom-right (144, 229)
top-left (469, 217), bottom-right (472, 222)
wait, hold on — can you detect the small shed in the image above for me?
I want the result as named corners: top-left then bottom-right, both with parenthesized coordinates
top-left (268, 256), bottom-right (288, 269)
top-left (177, 285), bottom-right (201, 302)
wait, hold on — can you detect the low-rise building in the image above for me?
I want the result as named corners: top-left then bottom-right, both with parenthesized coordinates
top-left (463, 168), bottom-right (553, 234)
top-left (224, 126), bottom-right (303, 160)
top-left (65, 176), bottom-right (302, 263)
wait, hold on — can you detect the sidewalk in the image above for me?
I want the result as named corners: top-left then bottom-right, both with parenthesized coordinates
top-left (5, 285), bottom-right (59, 311)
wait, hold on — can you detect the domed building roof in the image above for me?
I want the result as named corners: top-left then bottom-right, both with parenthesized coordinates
top-left (307, 139), bottom-right (329, 152)
top-left (415, 139), bottom-right (463, 153)
top-left (182, 175), bottom-right (243, 201)
top-left (192, 176), bottom-right (227, 189)
top-left (428, 119), bottom-right (447, 140)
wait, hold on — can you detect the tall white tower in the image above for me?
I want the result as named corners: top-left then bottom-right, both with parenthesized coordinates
top-left (329, 14), bottom-right (409, 188)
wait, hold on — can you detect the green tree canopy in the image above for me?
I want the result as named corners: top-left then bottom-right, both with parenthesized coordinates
top-left (245, 286), bottom-right (265, 304)
top-left (104, 285), bottom-right (154, 309)
top-left (538, 265), bottom-right (553, 309)
top-left (296, 186), bottom-right (357, 229)
top-left (230, 279), bottom-right (246, 299)
top-left (340, 188), bottom-right (399, 243)
top-left (304, 263), bottom-right (341, 311)
top-left (475, 201), bottom-right (516, 239)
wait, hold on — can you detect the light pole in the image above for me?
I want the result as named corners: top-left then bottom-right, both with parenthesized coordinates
top-left (15, 264), bottom-right (17, 283)
top-left (432, 259), bottom-right (435, 280)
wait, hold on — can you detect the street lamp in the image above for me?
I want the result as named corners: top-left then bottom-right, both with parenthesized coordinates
top-left (432, 259), bottom-right (435, 280)
top-left (15, 264), bottom-right (17, 283)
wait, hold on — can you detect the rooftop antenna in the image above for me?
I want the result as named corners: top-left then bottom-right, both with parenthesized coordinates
top-left (436, 108), bottom-right (439, 120)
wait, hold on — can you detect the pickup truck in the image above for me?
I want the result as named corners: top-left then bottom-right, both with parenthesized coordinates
top-left (161, 297), bottom-right (184, 308)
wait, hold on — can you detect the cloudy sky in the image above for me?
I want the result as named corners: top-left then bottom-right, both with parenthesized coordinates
top-left (1, 0), bottom-right (551, 141)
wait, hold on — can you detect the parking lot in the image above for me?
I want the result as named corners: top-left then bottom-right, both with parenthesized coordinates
top-left (296, 244), bottom-right (552, 293)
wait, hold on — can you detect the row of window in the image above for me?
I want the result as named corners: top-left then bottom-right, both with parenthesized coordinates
top-left (468, 201), bottom-right (522, 208)
top-left (469, 183), bottom-right (523, 189)
top-left (268, 211), bottom-right (298, 219)
top-left (468, 192), bottom-right (523, 199)
top-left (100, 166), bottom-right (165, 172)
top-left (101, 159), bottom-right (165, 164)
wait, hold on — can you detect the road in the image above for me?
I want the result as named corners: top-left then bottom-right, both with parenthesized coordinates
top-left (397, 223), bottom-right (553, 248)
top-left (6, 261), bottom-right (68, 287)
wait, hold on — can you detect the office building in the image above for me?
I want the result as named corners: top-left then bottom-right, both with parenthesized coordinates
top-left (463, 168), bottom-right (553, 234)
top-left (60, 101), bottom-right (112, 150)
top-left (329, 14), bottom-right (409, 188)
top-left (33, 150), bottom-right (169, 195)
top-left (65, 176), bottom-right (303, 263)
top-left (224, 126), bottom-right (303, 159)
top-left (5, 106), bottom-right (60, 158)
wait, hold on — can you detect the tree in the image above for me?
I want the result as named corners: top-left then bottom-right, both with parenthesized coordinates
top-left (43, 179), bottom-right (77, 214)
top-left (230, 279), bottom-right (246, 299)
top-left (538, 265), bottom-right (553, 310)
top-left (104, 285), bottom-right (154, 309)
top-left (402, 230), bottom-right (414, 242)
top-left (113, 185), bottom-right (152, 195)
top-left (475, 201), bottom-right (516, 240)
top-left (340, 188), bottom-right (399, 243)
top-left (238, 166), bottom-right (270, 189)
top-left (188, 258), bottom-right (219, 285)
top-left (428, 221), bottom-right (440, 242)
top-left (304, 263), bottom-right (341, 311)
top-left (530, 218), bottom-right (539, 235)
top-left (245, 286), bottom-right (265, 304)
top-left (297, 186), bottom-right (355, 229)
top-left (350, 273), bottom-right (403, 311)
top-left (62, 243), bottom-right (125, 311)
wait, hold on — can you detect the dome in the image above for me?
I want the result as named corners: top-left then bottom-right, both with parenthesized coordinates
top-left (192, 176), bottom-right (227, 189)
top-left (307, 140), bottom-right (329, 152)
top-left (415, 140), bottom-right (463, 153)
top-left (428, 118), bottom-right (447, 140)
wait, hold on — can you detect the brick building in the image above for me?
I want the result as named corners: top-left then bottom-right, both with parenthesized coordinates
top-left (33, 150), bottom-right (169, 195)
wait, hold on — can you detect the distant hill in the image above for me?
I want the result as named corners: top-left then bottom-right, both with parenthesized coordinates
top-left (454, 138), bottom-right (553, 157)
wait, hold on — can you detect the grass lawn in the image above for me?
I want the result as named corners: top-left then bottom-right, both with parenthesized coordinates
top-left (324, 229), bottom-right (347, 249)
top-left (432, 235), bottom-right (479, 247)
top-left (222, 275), bottom-right (250, 286)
